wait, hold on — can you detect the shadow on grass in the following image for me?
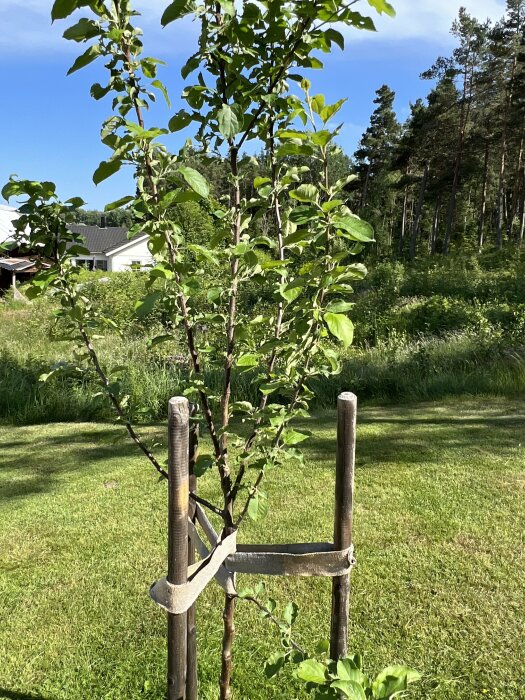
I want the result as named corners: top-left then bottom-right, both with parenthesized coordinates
top-left (0, 690), bottom-right (53, 700)
top-left (302, 404), bottom-right (525, 468)
top-left (0, 424), bottom-right (166, 501)
top-left (1, 402), bottom-right (524, 500)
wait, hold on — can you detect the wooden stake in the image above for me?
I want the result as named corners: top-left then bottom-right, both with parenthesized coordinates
top-left (167, 397), bottom-right (190, 700)
top-left (330, 392), bottom-right (357, 660)
top-left (186, 406), bottom-right (199, 700)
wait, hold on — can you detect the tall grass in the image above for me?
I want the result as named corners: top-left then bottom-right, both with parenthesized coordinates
top-left (2, 252), bottom-right (525, 425)
top-left (2, 326), bottom-right (523, 424)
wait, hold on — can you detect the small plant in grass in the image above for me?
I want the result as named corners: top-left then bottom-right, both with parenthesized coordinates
top-left (240, 584), bottom-right (420, 698)
top-left (292, 654), bottom-right (420, 699)
top-left (2, 0), bottom-right (420, 696)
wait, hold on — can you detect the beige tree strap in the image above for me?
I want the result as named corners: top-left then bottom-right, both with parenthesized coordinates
top-left (188, 521), bottom-right (237, 596)
top-left (227, 543), bottom-right (355, 577)
top-left (150, 509), bottom-right (356, 615)
top-left (149, 528), bottom-right (237, 615)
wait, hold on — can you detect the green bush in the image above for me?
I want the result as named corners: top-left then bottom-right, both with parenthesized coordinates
top-left (77, 272), bottom-right (160, 331)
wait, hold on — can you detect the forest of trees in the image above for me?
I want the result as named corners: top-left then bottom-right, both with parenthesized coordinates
top-left (354, 0), bottom-right (525, 258)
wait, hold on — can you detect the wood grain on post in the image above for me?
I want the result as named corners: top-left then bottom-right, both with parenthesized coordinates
top-left (167, 397), bottom-right (190, 700)
top-left (186, 406), bottom-right (199, 700)
top-left (330, 392), bottom-right (357, 660)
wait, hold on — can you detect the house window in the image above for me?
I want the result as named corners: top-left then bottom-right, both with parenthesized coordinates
top-left (130, 261), bottom-right (141, 271)
top-left (95, 260), bottom-right (108, 271)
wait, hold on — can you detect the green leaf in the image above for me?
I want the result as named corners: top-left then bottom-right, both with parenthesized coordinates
top-left (333, 215), bottom-right (375, 242)
top-left (264, 652), bottom-right (286, 679)
top-left (343, 263), bottom-right (368, 280)
top-left (331, 680), bottom-right (367, 700)
top-left (325, 301), bottom-right (354, 313)
top-left (248, 491), bottom-right (268, 522)
top-left (324, 313), bottom-right (354, 348)
top-left (311, 130), bottom-right (333, 147)
top-left (283, 602), bottom-right (299, 626)
top-left (90, 82), bottom-right (110, 100)
top-left (52, 0), bottom-right (78, 21)
top-left (68, 244), bottom-right (90, 256)
top-left (187, 244), bottom-right (218, 265)
top-left (278, 130), bottom-right (308, 140)
top-left (149, 334), bottom-right (173, 348)
top-left (276, 142), bottom-right (314, 158)
top-left (194, 454), bottom-right (214, 477)
top-left (67, 44), bottom-right (101, 75)
top-left (237, 354), bottom-right (259, 368)
top-left (178, 166), bottom-right (209, 199)
top-left (320, 98), bottom-right (347, 124)
top-left (325, 28), bottom-right (345, 50)
top-left (288, 206), bottom-right (319, 226)
top-left (296, 659), bottom-right (327, 685)
top-left (135, 291), bottom-right (162, 318)
top-left (279, 281), bottom-right (303, 302)
top-left (337, 659), bottom-right (366, 685)
top-left (217, 104), bottom-right (240, 139)
top-left (322, 200), bottom-right (343, 213)
top-left (169, 110), bottom-right (193, 132)
top-left (346, 11), bottom-right (376, 31)
top-left (254, 177), bottom-right (271, 188)
top-left (290, 184), bottom-right (318, 203)
top-left (315, 639), bottom-right (330, 655)
top-left (65, 196), bottom-right (86, 207)
top-left (181, 55), bottom-right (200, 79)
top-left (63, 18), bottom-right (100, 42)
top-left (93, 159), bottom-right (122, 185)
top-left (152, 79), bottom-right (171, 108)
top-left (218, 0), bottom-right (235, 14)
top-left (282, 429), bottom-right (309, 446)
top-left (372, 666), bottom-right (421, 698)
top-left (310, 94), bottom-right (325, 115)
top-left (161, 0), bottom-right (195, 26)
top-left (367, 0), bottom-right (396, 17)
top-left (105, 195), bottom-right (134, 211)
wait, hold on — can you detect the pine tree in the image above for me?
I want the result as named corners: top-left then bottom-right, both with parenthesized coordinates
top-left (354, 85), bottom-right (401, 249)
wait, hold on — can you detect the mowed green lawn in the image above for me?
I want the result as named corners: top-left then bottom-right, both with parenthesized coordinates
top-left (0, 399), bottom-right (524, 700)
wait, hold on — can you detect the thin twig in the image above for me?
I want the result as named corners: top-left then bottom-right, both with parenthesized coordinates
top-left (236, 596), bottom-right (306, 655)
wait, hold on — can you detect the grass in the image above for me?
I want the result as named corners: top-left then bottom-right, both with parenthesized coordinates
top-left (1, 398), bottom-right (524, 699)
top-left (1, 295), bottom-right (524, 424)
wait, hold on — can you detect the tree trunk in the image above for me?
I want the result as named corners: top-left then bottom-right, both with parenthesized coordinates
top-left (360, 163), bottom-right (371, 214)
top-left (219, 587), bottom-right (236, 700)
top-left (478, 139), bottom-right (490, 252)
top-left (444, 56), bottom-right (473, 255)
top-left (431, 196), bottom-right (440, 254)
top-left (409, 162), bottom-right (429, 259)
top-left (519, 179), bottom-right (525, 244)
top-left (398, 188), bottom-right (408, 256)
top-left (496, 55), bottom-right (518, 249)
top-left (508, 135), bottom-right (524, 241)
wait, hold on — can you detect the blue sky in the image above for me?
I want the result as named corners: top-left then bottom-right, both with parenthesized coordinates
top-left (0, 0), bottom-right (506, 211)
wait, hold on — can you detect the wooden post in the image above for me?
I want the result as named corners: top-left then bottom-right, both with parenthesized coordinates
top-left (330, 392), bottom-right (357, 660)
top-left (186, 406), bottom-right (199, 700)
top-left (167, 397), bottom-right (190, 700)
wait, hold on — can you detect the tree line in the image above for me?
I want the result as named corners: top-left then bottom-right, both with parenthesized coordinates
top-left (355, 0), bottom-right (525, 257)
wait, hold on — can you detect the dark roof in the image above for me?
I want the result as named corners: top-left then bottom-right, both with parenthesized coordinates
top-left (67, 224), bottom-right (145, 255)
top-left (0, 257), bottom-right (50, 273)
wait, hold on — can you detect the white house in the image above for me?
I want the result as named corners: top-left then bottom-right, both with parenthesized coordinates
top-left (0, 205), bottom-right (21, 245)
top-left (68, 224), bottom-right (154, 272)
